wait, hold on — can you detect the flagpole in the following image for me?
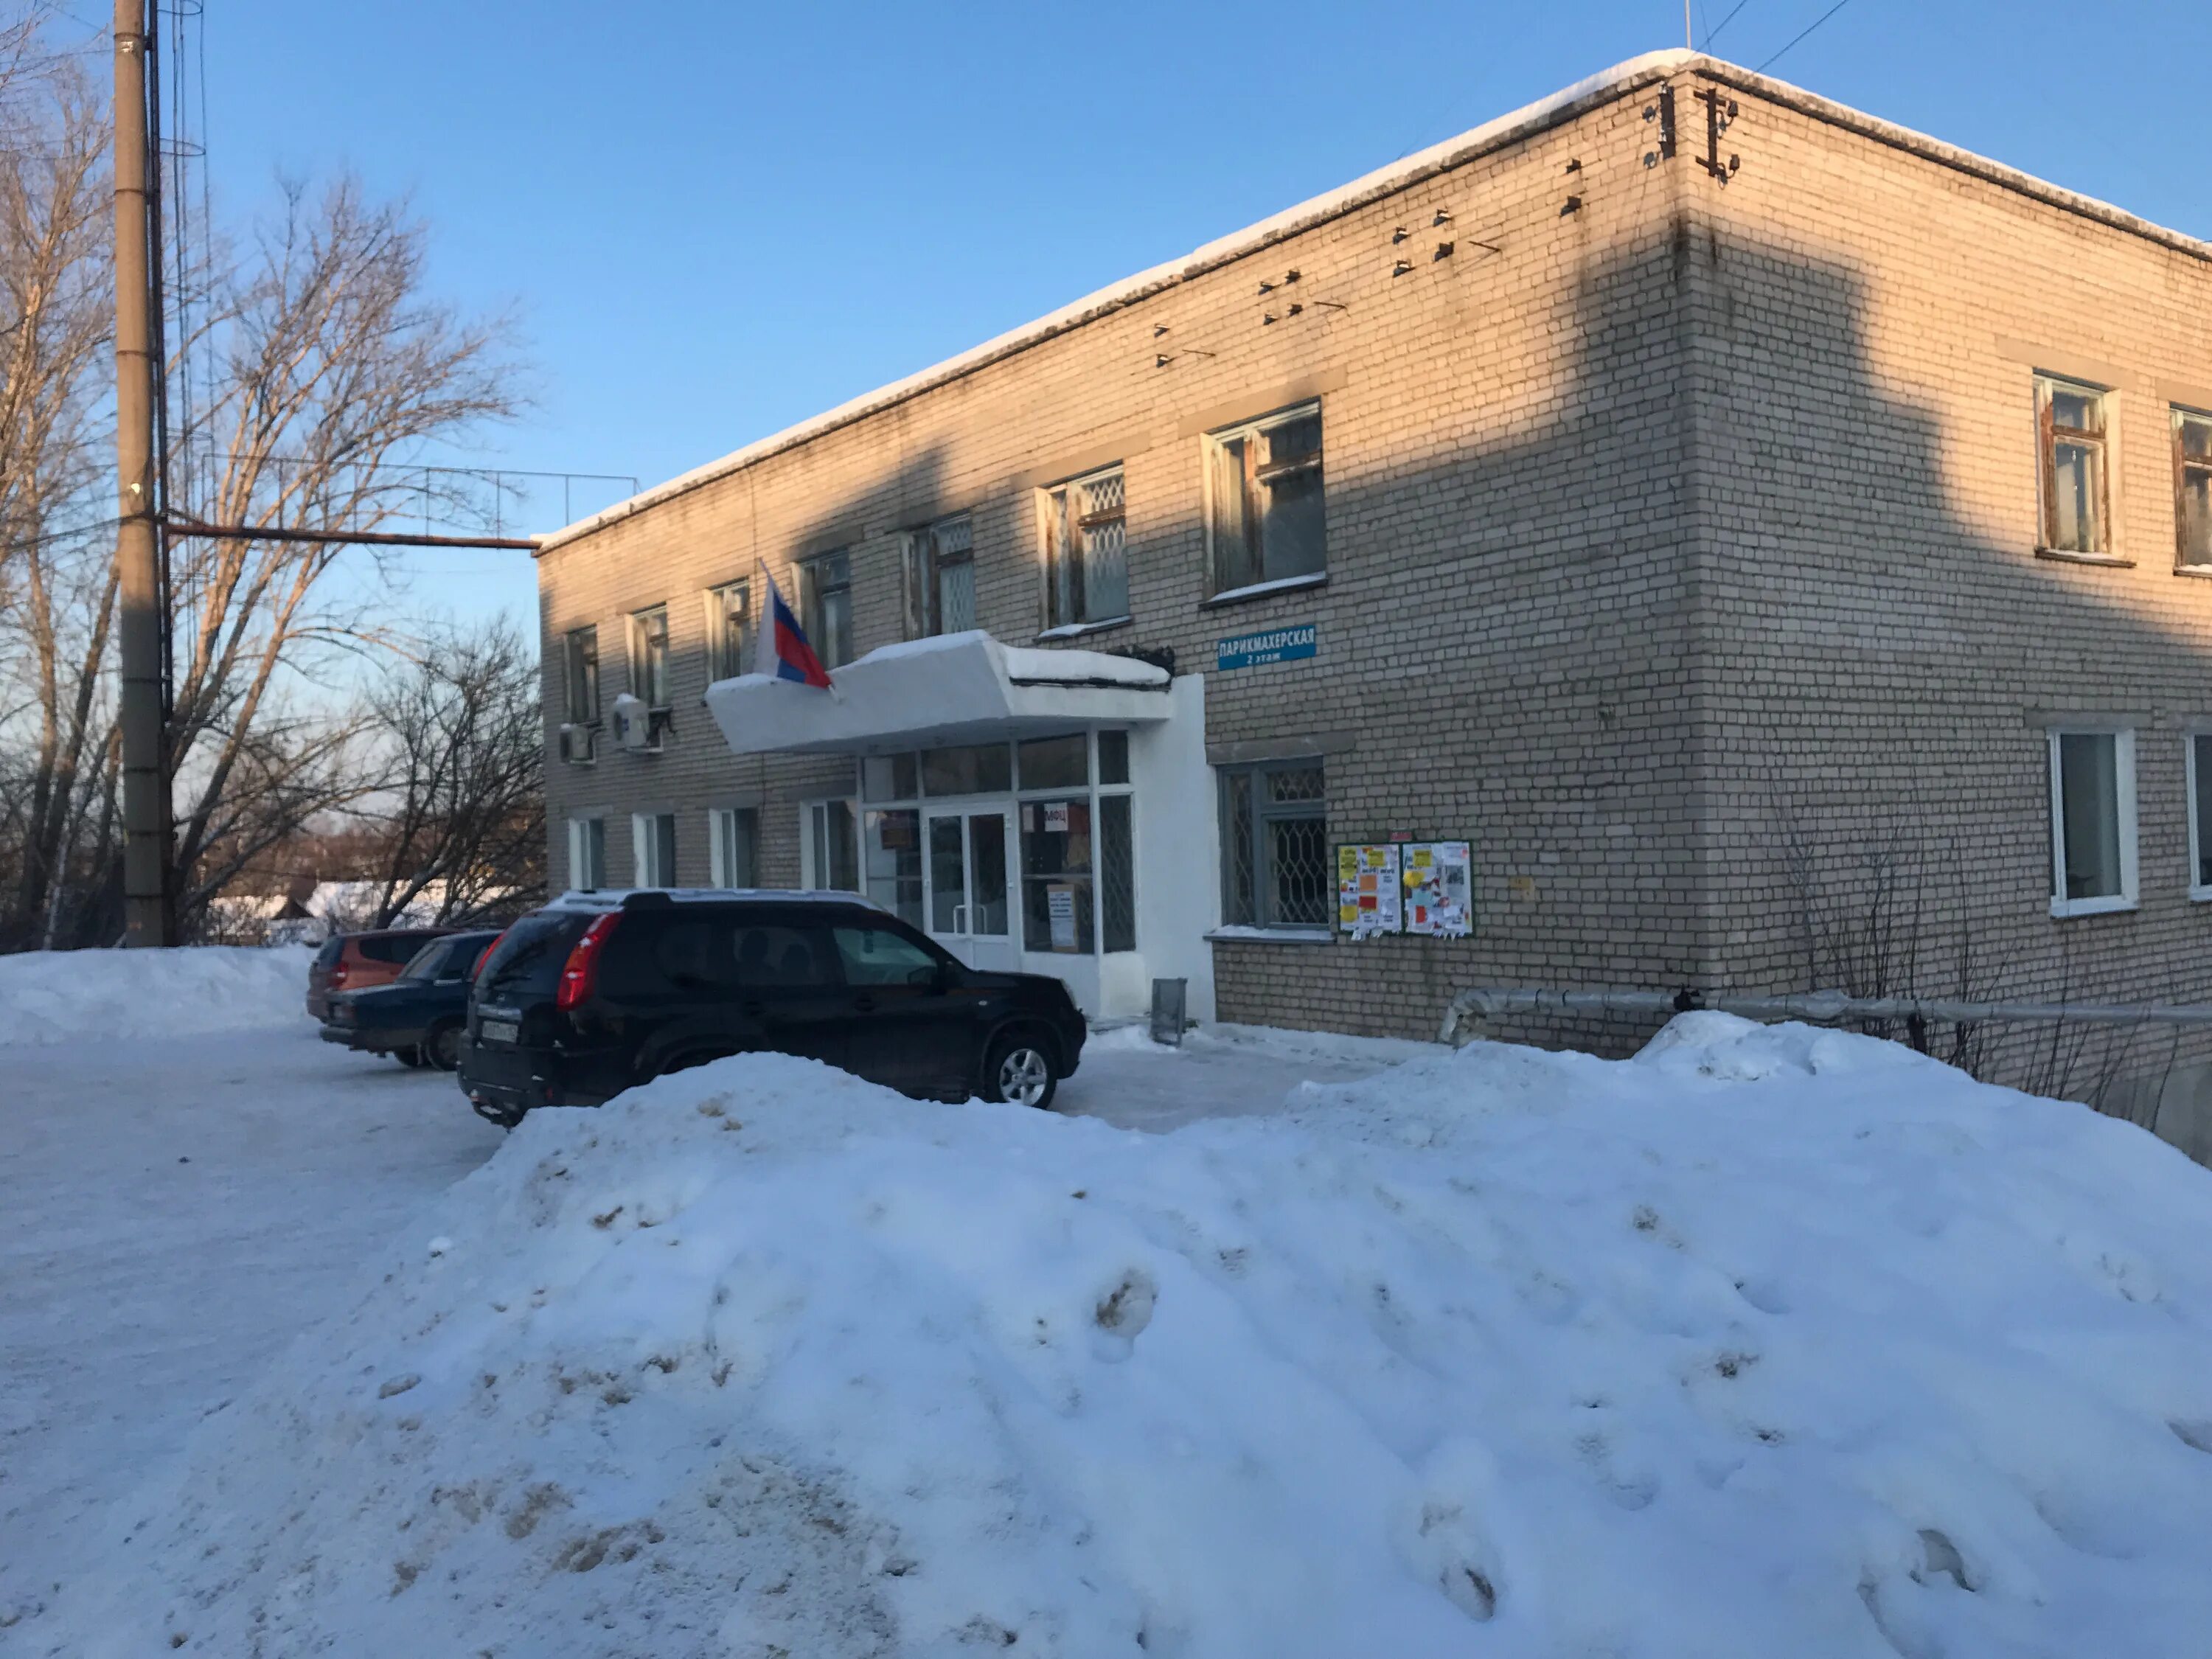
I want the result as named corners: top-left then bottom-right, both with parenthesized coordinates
top-left (754, 557), bottom-right (771, 677)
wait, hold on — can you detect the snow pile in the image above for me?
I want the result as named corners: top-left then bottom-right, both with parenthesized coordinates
top-left (39, 1016), bottom-right (2212, 1658)
top-left (0, 945), bottom-right (309, 1047)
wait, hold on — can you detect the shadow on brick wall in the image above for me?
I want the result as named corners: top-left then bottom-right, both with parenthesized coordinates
top-left (566, 212), bottom-right (2212, 1124)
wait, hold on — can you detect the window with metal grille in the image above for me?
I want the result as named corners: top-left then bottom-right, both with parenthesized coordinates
top-left (628, 604), bottom-right (671, 707)
top-left (1219, 759), bottom-right (1328, 928)
top-left (906, 513), bottom-right (975, 638)
top-left (563, 625), bottom-right (599, 723)
top-left (1205, 403), bottom-right (1326, 597)
top-left (799, 549), bottom-right (854, 668)
top-left (1099, 793), bottom-right (1135, 951)
top-left (2036, 375), bottom-right (2112, 555)
top-left (1042, 465), bottom-right (1129, 629)
top-left (706, 580), bottom-right (750, 680)
top-left (2177, 408), bottom-right (2212, 570)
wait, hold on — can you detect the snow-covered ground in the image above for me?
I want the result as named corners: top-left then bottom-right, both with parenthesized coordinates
top-left (0, 944), bottom-right (309, 1046)
top-left (0, 953), bottom-right (1403, 1643)
top-left (6, 970), bottom-right (2209, 1658)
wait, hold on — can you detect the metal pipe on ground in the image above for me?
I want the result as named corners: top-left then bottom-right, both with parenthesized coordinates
top-left (1437, 987), bottom-right (2212, 1048)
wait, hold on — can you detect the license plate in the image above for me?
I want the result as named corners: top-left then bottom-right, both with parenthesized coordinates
top-left (480, 1018), bottom-right (519, 1045)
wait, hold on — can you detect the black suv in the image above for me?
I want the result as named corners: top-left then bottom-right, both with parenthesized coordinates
top-left (458, 890), bottom-right (1088, 1127)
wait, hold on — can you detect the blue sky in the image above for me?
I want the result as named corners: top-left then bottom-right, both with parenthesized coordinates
top-left (175, 0), bottom-right (2210, 627)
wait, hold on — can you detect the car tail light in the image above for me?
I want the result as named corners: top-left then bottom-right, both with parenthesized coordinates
top-left (329, 961), bottom-right (351, 989)
top-left (472, 930), bottom-right (507, 981)
top-left (554, 914), bottom-right (620, 1011)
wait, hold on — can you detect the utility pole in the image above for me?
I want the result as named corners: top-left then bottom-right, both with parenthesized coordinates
top-left (112, 0), bottom-right (170, 946)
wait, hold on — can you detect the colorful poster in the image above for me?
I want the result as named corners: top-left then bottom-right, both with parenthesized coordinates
top-left (1402, 841), bottom-right (1474, 938)
top-left (1335, 844), bottom-right (1402, 937)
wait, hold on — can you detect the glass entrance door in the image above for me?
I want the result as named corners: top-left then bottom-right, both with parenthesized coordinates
top-left (925, 809), bottom-right (1016, 970)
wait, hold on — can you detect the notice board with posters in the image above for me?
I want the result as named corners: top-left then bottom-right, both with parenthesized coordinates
top-left (1401, 841), bottom-right (1474, 937)
top-left (1336, 844), bottom-right (1402, 937)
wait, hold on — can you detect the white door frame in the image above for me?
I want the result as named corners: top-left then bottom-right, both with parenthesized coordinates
top-left (923, 804), bottom-right (1018, 971)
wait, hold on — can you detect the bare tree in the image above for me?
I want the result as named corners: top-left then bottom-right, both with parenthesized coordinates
top-left (357, 617), bottom-right (544, 928)
top-left (0, 29), bottom-right (116, 950)
top-left (159, 176), bottom-right (527, 933)
top-left (0, 32), bottom-right (529, 950)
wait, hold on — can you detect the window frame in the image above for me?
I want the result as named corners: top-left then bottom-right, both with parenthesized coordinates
top-left (708, 805), bottom-right (759, 889)
top-left (704, 579), bottom-right (751, 681)
top-left (2188, 731), bottom-right (2212, 904)
top-left (802, 798), bottom-right (860, 892)
top-left (627, 602), bottom-right (672, 712)
top-left (2046, 725), bottom-right (2138, 918)
top-left (905, 511), bottom-right (975, 639)
top-left (2034, 374), bottom-right (2117, 560)
top-left (2175, 405), bottom-right (2212, 572)
top-left (563, 625), bottom-right (600, 725)
top-left (632, 810), bottom-right (678, 888)
top-left (1217, 757), bottom-right (1329, 931)
top-left (798, 549), bottom-right (855, 669)
top-left (1039, 464), bottom-right (1130, 634)
top-left (1203, 400), bottom-right (1328, 601)
top-left (566, 815), bottom-right (608, 892)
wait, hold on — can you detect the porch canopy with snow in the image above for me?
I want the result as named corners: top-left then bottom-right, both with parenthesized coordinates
top-left (702, 631), bottom-right (1215, 1022)
top-left (703, 631), bottom-right (1172, 754)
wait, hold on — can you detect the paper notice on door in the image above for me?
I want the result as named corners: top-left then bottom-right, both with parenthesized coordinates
top-left (1044, 801), bottom-right (1070, 834)
top-left (1046, 883), bottom-right (1079, 951)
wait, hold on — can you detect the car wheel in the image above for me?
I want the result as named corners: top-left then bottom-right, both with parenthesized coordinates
top-left (984, 1032), bottom-right (1058, 1110)
top-left (397, 1046), bottom-right (426, 1069)
top-left (424, 1022), bottom-right (463, 1072)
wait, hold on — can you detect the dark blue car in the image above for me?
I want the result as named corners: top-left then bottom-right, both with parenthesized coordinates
top-left (321, 929), bottom-right (503, 1071)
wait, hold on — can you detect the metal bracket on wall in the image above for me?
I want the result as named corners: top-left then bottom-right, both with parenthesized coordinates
top-left (1694, 86), bottom-right (1740, 184)
top-left (1641, 86), bottom-right (1676, 167)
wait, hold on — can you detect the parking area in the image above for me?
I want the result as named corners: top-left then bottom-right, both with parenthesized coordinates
top-left (0, 1018), bottom-right (1416, 1625)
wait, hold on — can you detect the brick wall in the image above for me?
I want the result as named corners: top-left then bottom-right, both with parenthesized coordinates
top-left (536, 60), bottom-right (2212, 1077)
top-left (1681, 69), bottom-right (2212, 1088)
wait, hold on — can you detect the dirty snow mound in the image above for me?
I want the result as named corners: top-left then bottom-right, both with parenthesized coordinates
top-left (0, 945), bottom-right (309, 1047)
top-left (35, 1019), bottom-right (2212, 1658)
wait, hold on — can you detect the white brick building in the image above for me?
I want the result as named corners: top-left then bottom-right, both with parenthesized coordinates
top-left (532, 51), bottom-right (2212, 1133)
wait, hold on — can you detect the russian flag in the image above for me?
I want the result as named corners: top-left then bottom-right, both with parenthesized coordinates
top-left (764, 570), bottom-right (832, 690)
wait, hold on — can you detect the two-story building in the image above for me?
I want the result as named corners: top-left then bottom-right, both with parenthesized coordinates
top-left (534, 49), bottom-right (2212, 1112)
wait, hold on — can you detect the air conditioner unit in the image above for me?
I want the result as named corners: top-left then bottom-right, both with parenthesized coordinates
top-left (557, 723), bottom-right (597, 764)
top-left (610, 693), bottom-right (652, 751)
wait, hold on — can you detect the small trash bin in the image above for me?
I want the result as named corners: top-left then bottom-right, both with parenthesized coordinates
top-left (1150, 978), bottom-right (1187, 1047)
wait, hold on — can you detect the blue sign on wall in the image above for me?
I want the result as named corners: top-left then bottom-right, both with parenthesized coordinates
top-left (1216, 622), bottom-right (1318, 672)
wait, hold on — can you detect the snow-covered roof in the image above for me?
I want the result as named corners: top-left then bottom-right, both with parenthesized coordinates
top-left (538, 51), bottom-right (2211, 557)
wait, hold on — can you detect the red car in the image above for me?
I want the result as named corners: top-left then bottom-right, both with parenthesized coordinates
top-left (306, 928), bottom-right (462, 1020)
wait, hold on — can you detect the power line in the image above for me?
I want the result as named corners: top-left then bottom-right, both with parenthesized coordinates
top-left (1704, 0), bottom-right (1755, 48)
top-left (1756, 0), bottom-right (1854, 72)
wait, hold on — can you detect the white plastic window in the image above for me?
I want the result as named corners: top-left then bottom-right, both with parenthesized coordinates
top-left (2048, 728), bottom-right (2136, 916)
